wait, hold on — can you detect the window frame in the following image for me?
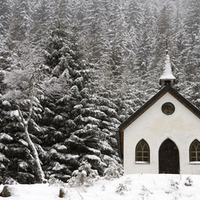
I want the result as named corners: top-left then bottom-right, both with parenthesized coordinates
top-left (135, 139), bottom-right (150, 163)
top-left (189, 139), bottom-right (200, 162)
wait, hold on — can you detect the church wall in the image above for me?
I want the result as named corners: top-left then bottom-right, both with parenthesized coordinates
top-left (124, 92), bottom-right (200, 174)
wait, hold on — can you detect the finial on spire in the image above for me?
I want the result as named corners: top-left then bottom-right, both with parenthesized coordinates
top-left (159, 50), bottom-right (176, 87)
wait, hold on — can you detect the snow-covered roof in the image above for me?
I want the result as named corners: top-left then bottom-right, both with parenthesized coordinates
top-left (159, 51), bottom-right (176, 86)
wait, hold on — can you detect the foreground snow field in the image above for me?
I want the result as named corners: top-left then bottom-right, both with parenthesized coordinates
top-left (2, 174), bottom-right (200, 200)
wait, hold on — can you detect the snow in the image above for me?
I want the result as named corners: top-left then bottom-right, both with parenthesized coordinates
top-left (135, 161), bottom-right (149, 164)
top-left (55, 145), bottom-right (67, 151)
top-left (3, 174), bottom-right (200, 199)
top-left (18, 161), bottom-right (28, 170)
top-left (53, 115), bottom-right (63, 121)
top-left (0, 133), bottom-right (13, 142)
top-left (84, 154), bottom-right (101, 162)
top-left (0, 153), bottom-right (9, 162)
top-left (159, 54), bottom-right (176, 81)
top-left (18, 139), bottom-right (28, 147)
top-left (2, 100), bottom-right (11, 107)
top-left (189, 161), bottom-right (200, 165)
top-left (10, 110), bottom-right (19, 118)
top-left (52, 162), bottom-right (66, 171)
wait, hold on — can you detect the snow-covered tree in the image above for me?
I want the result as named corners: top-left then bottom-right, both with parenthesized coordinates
top-left (8, 0), bottom-right (31, 42)
top-left (68, 160), bottom-right (99, 187)
top-left (29, 0), bottom-right (52, 47)
top-left (2, 69), bottom-right (45, 183)
top-left (41, 18), bottom-right (92, 180)
top-left (0, 0), bottom-right (11, 37)
top-left (181, 0), bottom-right (200, 79)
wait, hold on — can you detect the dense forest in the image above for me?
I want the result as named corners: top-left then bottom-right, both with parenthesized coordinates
top-left (0, 0), bottom-right (200, 183)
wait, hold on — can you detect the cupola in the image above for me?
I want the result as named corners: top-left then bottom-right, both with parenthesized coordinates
top-left (159, 50), bottom-right (176, 87)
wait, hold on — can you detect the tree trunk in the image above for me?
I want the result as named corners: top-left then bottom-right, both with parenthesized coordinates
top-left (17, 73), bottom-right (45, 183)
top-left (24, 124), bottom-right (45, 183)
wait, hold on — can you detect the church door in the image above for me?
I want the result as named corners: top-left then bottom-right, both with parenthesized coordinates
top-left (159, 139), bottom-right (180, 174)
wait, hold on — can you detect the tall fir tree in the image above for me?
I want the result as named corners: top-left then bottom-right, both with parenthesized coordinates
top-left (0, 68), bottom-right (46, 183)
top-left (182, 0), bottom-right (200, 79)
top-left (8, 0), bottom-right (31, 42)
top-left (0, 0), bottom-right (11, 38)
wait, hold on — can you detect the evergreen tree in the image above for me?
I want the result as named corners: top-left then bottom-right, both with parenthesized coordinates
top-left (134, 2), bottom-right (155, 78)
top-left (29, 0), bottom-right (52, 47)
top-left (42, 15), bottom-right (123, 179)
top-left (9, 0), bottom-right (31, 42)
top-left (0, 0), bottom-right (11, 37)
top-left (42, 19), bottom-right (89, 180)
top-left (79, 0), bottom-right (111, 64)
top-left (0, 68), bottom-right (46, 183)
top-left (54, 0), bottom-right (70, 22)
top-left (152, 5), bottom-right (173, 68)
top-left (125, 0), bottom-right (143, 31)
top-left (182, 0), bottom-right (200, 79)
top-left (0, 41), bottom-right (12, 71)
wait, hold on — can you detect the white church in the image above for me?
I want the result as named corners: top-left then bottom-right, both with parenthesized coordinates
top-left (118, 51), bottom-right (200, 174)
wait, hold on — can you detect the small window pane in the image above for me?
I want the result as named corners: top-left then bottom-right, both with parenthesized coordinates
top-left (191, 146), bottom-right (196, 151)
top-left (144, 146), bottom-right (148, 151)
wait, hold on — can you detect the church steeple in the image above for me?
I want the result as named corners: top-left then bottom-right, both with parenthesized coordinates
top-left (159, 50), bottom-right (176, 87)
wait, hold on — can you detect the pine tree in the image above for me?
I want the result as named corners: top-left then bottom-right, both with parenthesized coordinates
top-left (134, 2), bottom-right (155, 78)
top-left (29, 0), bottom-right (52, 47)
top-left (79, 0), bottom-right (110, 64)
top-left (9, 0), bottom-right (31, 42)
top-left (152, 5), bottom-right (173, 67)
top-left (125, 0), bottom-right (143, 31)
top-left (0, 0), bottom-right (11, 37)
top-left (182, 0), bottom-right (200, 79)
top-left (0, 41), bottom-right (12, 71)
top-left (0, 68), bottom-right (46, 183)
top-left (42, 19), bottom-right (90, 181)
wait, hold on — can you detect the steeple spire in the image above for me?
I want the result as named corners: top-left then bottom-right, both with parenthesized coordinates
top-left (159, 50), bottom-right (176, 87)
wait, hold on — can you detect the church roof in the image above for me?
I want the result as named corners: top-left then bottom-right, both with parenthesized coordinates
top-left (118, 85), bottom-right (200, 159)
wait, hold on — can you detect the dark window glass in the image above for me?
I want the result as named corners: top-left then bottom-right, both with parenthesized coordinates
top-left (162, 102), bottom-right (175, 115)
top-left (136, 140), bottom-right (150, 163)
top-left (190, 140), bottom-right (200, 162)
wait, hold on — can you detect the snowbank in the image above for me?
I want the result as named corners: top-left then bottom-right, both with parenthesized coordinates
top-left (2, 174), bottom-right (200, 199)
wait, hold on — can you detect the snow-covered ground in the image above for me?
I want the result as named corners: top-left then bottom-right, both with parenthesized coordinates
top-left (2, 174), bottom-right (200, 200)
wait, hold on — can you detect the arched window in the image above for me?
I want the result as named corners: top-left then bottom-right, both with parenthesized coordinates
top-left (136, 139), bottom-right (150, 163)
top-left (190, 140), bottom-right (200, 162)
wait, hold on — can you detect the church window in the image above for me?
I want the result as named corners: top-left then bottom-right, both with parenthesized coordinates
top-left (190, 140), bottom-right (200, 162)
top-left (162, 102), bottom-right (175, 115)
top-left (136, 139), bottom-right (150, 163)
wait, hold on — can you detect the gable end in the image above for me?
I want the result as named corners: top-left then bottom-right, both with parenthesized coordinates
top-left (118, 85), bottom-right (200, 159)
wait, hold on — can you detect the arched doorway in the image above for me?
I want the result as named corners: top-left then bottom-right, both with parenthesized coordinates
top-left (159, 139), bottom-right (180, 174)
